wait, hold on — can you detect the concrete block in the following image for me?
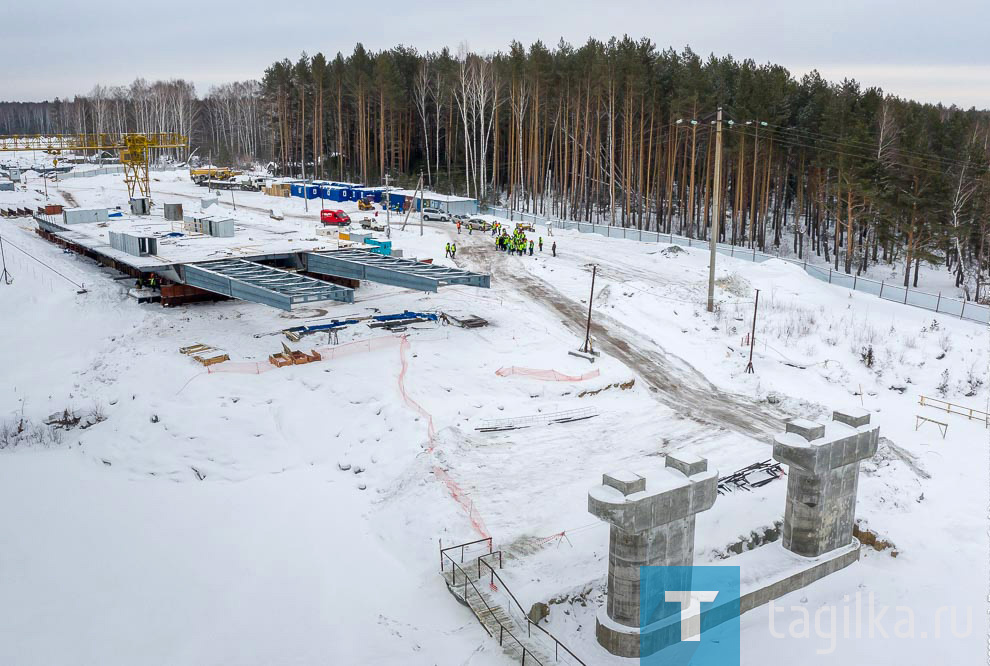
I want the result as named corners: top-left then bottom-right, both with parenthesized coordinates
top-left (773, 440), bottom-right (822, 473)
top-left (603, 470), bottom-right (646, 496)
top-left (833, 408), bottom-right (871, 428)
top-left (665, 452), bottom-right (708, 477)
top-left (785, 418), bottom-right (825, 441)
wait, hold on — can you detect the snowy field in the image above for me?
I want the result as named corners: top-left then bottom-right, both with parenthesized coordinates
top-left (0, 168), bottom-right (987, 665)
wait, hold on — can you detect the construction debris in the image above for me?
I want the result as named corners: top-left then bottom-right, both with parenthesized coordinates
top-left (275, 310), bottom-right (439, 341)
top-left (180, 343), bottom-right (215, 355)
top-left (717, 460), bottom-right (785, 495)
top-left (441, 312), bottom-right (489, 328)
top-left (179, 343), bottom-right (230, 367)
top-left (476, 407), bottom-right (599, 432)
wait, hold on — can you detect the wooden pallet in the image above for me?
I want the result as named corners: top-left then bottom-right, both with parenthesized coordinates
top-left (194, 353), bottom-right (230, 367)
top-left (269, 343), bottom-right (321, 368)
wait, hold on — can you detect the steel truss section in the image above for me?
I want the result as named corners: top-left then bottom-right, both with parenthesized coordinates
top-left (305, 248), bottom-right (491, 292)
top-left (182, 259), bottom-right (353, 311)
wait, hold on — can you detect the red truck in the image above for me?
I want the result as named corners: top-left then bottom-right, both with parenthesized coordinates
top-left (320, 209), bottom-right (351, 226)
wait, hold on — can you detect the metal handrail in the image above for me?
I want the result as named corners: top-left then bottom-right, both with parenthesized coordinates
top-left (439, 536), bottom-right (492, 570)
top-left (442, 551), bottom-right (544, 665)
top-left (480, 559), bottom-right (587, 665)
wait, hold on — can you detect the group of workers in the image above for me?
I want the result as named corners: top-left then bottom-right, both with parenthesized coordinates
top-left (446, 220), bottom-right (558, 261)
top-left (495, 228), bottom-right (556, 257)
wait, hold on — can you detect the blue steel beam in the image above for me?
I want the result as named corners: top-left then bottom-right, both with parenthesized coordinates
top-left (305, 248), bottom-right (490, 292)
top-left (182, 259), bottom-right (353, 311)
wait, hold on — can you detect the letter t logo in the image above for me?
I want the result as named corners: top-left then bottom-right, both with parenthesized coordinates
top-left (665, 590), bottom-right (720, 641)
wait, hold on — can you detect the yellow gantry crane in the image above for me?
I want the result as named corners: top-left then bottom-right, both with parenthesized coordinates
top-left (0, 133), bottom-right (189, 199)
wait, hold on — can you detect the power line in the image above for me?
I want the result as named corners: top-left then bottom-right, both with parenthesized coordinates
top-left (0, 235), bottom-right (86, 290)
top-left (726, 125), bottom-right (965, 179)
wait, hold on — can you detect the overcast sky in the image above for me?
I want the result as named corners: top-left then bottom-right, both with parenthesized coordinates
top-left (5, 0), bottom-right (989, 109)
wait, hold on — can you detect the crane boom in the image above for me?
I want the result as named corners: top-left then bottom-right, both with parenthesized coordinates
top-left (0, 133), bottom-right (189, 199)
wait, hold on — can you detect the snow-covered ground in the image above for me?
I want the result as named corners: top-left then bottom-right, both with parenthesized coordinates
top-left (0, 168), bottom-right (987, 665)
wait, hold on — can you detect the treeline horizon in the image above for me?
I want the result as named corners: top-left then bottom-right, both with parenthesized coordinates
top-left (1, 37), bottom-right (988, 298)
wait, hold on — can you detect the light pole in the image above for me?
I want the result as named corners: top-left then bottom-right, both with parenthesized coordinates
top-left (707, 108), bottom-right (723, 313)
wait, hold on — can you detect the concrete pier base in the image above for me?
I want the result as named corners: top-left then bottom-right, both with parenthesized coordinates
top-left (588, 453), bottom-right (718, 658)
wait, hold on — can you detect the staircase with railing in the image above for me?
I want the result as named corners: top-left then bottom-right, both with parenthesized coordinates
top-left (439, 538), bottom-right (586, 665)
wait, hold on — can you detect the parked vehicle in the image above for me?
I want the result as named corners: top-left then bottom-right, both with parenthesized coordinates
top-left (360, 216), bottom-right (387, 231)
top-left (320, 209), bottom-right (351, 226)
top-left (468, 217), bottom-right (492, 231)
top-left (190, 167), bottom-right (241, 184)
top-left (422, 207), bottom-right (450, 222)
top-left (357, 198), bottom-right (374, 211)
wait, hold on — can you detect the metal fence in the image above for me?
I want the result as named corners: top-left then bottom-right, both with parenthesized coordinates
top-left (54, 164), bottom-right (179, 180)
top-left (481, 205), bottom-right (989, 325)
top-left (54, 165), bottom-right (126, 179)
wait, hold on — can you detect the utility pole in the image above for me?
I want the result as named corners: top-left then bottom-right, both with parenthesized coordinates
top-left (400, 171), bottom-right (424, 234)
top-left (582, 265), bottom-right (597, 354)
top-left (385, 173), bottom-right (392, 233)
top-left (749, 121), bottom-right (760, 249)
top-left (707, 107), bottom-right (723, 313)
top-left (745, 288), bottom-right (760, 373)
top-left (687, 118), bottom-right (698, 236)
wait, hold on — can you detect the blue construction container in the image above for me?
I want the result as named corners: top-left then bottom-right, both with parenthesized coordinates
top-left (290, 183), bottom-right (307, 198)
top-left (360, 187), bottom-right (384, 203)
top-left (386, 194), bottom-right (405, 211)
top-left (364, 237), bottom-right (392, 256)
top-left (305, 185), bottom-right (320, 199)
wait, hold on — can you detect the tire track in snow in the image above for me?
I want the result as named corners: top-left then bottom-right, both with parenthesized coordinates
top-left (457, 237), bottom-right (786, 440)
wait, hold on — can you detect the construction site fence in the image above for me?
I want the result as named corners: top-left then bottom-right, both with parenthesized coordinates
top-left (482, 206), bottom-right (990, 325)
top-left (495, 367), bottom-right (601, 382)
top-left (42, 164), bottom-right (179, 181)
top-left (919, 395), bottom-right (989, 427)
top-left (48, 165), bottom-right (126, 180)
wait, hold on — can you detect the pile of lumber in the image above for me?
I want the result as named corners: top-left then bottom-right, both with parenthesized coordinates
top-left (179, 343), bottom-right (229, 367)
top-left (263, 184), bottom-right (291, 197)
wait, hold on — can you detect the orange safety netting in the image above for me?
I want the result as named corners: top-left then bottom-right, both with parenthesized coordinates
top-left (432, 466), bottom-right (491, 539)
top-left (495, 366), bottom-right (601, 382)
top-left (397, 336), bottom-right (437, 448)
top-left (204, 332), bottom-right (491, 540)
top-left (398, 336), bottom-right (489, 539)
